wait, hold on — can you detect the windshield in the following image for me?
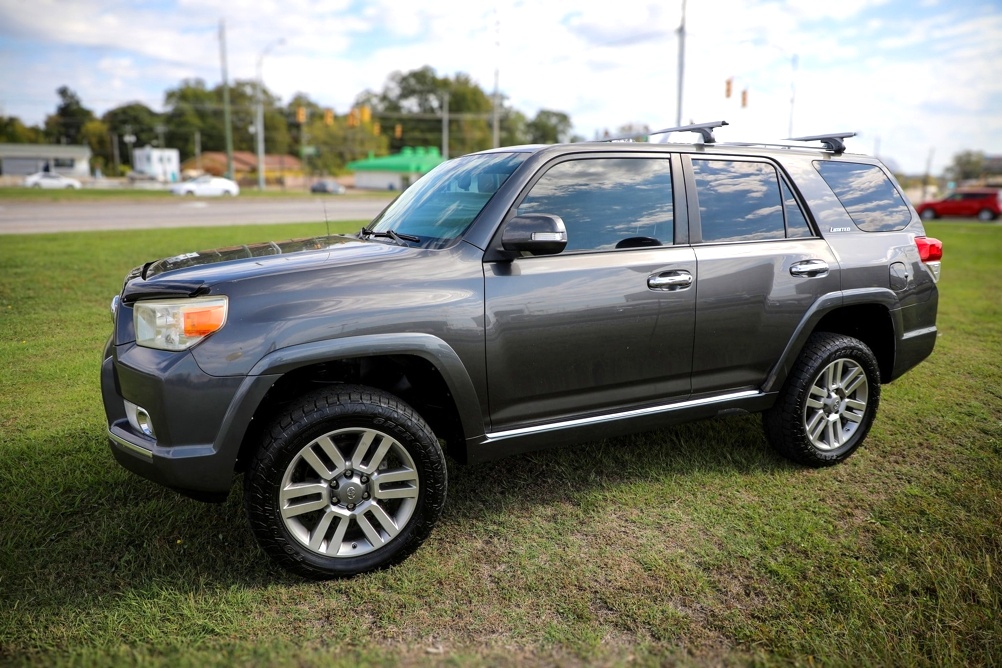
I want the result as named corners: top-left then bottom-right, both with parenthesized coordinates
top-left (368, 151), bottom-right (529, 248)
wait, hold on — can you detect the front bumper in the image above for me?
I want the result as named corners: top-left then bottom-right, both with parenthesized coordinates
top-left (101, 337), bottom-right (278, 501)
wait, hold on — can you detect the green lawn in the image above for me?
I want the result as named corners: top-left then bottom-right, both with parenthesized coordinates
top-left (0, 221), bottom-right (999, 666)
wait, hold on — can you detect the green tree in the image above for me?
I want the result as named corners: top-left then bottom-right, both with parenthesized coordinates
top-left (43, 86), bottom-right (94, 145)
top-left (358, 66), bottom-right (493, 155)
top-left (945, 150), bottom-right (984, 183)
top-left (162, 78), bottom-right (289, 163)
top-left (163, 78), bottom-right (221, 161)
top-left (0, 116), bottom-right (43, 143)
top-left (102, 103), bottom-right (163, 169)
top-left (289, 93), bottom-right (387, 175)
top-left (359, 67), bottom-right (576, 156)
top-left (80, 119), bottom-right (111, 172)
top-left (527, 110), bottom-right (573, 144)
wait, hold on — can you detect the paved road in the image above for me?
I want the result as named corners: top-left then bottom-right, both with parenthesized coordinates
top-left (0, 197), bottom-right (390, 235)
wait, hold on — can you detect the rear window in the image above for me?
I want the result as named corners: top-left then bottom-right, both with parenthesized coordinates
top-left (814, 161), bottom-right (911, 232)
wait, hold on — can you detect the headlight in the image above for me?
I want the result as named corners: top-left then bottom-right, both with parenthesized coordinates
top-left (134, 296), bottom-right (228, 351)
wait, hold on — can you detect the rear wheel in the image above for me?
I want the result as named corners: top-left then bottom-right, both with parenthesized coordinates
top-left (244, 385), bottom-right (447, 579)
top-left (977, 208), bottom-right (996, 222)
top-left (763, 333), bottom-right (880, 467)
top-left (919, 208), bottom-right (937, 220)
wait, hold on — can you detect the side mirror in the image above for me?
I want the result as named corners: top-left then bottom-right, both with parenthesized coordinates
top-left (501, 214), bottom-right (567, 256)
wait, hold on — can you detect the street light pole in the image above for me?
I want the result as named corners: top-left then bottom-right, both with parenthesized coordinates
top-left (676, 0), bottom-right (686, 127)
top-left (256, 38), bottom-right (284, 191)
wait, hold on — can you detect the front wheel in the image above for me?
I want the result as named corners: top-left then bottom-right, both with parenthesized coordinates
top-left (244, 385), bottom-right (447, 579)
top-left (763, 333), bottom-right (880, 467)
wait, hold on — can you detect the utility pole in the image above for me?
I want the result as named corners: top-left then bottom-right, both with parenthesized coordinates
top-left (788, 54), bottom-right (798, 138)
top-left (219, 19), bottom-right (234, 180)
top-left (194, 130), bottom-right (202, 173)
top-left (256, 38), bottom-right (284, 191)
top-left (676, 0), bottom-right (687, 127)
top-left (441, 90), bottom-right (450, 160)
top-left (492, 9), bottom-right (500, 148)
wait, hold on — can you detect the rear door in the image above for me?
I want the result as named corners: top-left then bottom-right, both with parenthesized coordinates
top-left (684, 156), bottom-right (841, 394)
top-left (483, 154), bottom-right (695, 431)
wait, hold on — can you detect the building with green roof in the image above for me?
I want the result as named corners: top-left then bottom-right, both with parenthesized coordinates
top-left (347, 146), bottom-right (444, 191)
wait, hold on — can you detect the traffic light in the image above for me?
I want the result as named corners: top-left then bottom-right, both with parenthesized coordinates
top-left (348, 109), bottom-right (359, 127)
top-left (296, 106), bottom-right (306, 123)
top-left (324, 109), bottom-right (333, 126)
top-left (725, 77), bottom-right (733, 98)
top-left (394, 124), bottom-right (402, 139)
top-left (373, 122), bottom-right (381, 135)
top-left (741, 89), bottom-right (748, 108)
top-left (360, 106), bottom-right (371, 124)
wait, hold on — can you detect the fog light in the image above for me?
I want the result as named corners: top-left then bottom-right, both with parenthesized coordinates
top-left (136, 408), bottom-right (155, 438)
top-left (125, 401), bottom-right (156, 439)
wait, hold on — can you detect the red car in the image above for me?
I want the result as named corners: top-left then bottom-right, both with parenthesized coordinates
top-left (916, 188), bottom-right (1001, 221)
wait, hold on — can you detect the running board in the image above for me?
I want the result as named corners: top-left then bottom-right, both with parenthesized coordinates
top-left (484, 390), bottom-right (762, 443)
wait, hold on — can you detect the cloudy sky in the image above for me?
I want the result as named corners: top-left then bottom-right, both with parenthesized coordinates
top-left (1, 0), bottom-right (1000, 174)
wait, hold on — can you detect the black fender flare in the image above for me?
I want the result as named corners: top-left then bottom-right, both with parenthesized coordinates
top-left (245, 332), bottom-right (486, 439)
top-left (763, 288), bottom-right (903, 393)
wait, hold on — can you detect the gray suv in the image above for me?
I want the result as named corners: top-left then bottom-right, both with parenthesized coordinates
top-left (101, 122), bottom-right (942, 578)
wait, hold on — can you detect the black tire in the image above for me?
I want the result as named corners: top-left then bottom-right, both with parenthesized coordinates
top-left (920, 208), bottom-right (937, 220)
top-left (244, 385), bottom-right (447, 579)
top-left (763, 333), bottom-right (880, 467)
top-left (977, 208), bottom-right (996, 222)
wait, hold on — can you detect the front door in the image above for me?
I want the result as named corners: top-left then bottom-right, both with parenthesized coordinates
top-left (484, 155), bottom-right (695, 431)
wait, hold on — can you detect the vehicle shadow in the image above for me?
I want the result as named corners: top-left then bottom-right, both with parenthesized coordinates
top-left (3, 413), bottom-right (793, 607)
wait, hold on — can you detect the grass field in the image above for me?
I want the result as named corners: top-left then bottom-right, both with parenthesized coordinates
top-left (0, 221), bottom-right (999, 666)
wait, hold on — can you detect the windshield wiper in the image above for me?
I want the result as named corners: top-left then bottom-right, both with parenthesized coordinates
top-left (359, 226), bottom-right (420, 246)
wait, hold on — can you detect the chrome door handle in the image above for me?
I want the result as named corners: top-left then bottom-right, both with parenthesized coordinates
top-left (790, 259), bottom-right (829, 278)
top-left (648, 270), bottom-right (693, 290)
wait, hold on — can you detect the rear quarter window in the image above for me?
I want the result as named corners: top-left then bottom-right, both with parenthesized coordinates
top-left (814, 161), bottom-right (911, 232)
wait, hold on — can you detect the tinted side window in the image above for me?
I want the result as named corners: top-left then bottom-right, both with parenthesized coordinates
top-left (692, 160), bottom-right (786, 242)
top-left (517, 158), bottom-right (673, 251)
top-left (814, 161), bottom-right (911, 232)
top-left (782, 179), bottom-right (813, 238)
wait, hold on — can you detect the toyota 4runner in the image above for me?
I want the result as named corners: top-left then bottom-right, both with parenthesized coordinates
top-left (101, 122), bottom-right (942, 578)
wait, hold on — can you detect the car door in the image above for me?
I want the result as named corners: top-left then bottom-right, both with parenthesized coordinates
top-left (484, 155), bottom-right (696, 431)
top-left (684, 156), bottom-right (841, 394)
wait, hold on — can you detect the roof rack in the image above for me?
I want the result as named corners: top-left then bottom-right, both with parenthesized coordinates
top-left (786, 132), bottom-right (856, 154)
top-left (600, 120), bottom-right (729, 144)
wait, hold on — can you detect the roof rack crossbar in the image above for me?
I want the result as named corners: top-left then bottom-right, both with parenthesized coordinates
top-left (786, 132), bottom-right (856, 154)
top-left (600, 120), bottom-right (729, 144)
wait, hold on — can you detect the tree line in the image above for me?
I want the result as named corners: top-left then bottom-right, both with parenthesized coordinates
top-left (0, 66), bottom-right (576, 177)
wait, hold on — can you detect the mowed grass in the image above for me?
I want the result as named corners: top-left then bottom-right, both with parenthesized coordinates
top-left (0, 221), bottom-right (999, 666)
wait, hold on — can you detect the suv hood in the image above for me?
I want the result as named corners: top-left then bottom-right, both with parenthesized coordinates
top-left (142, 235), bottom-right (379, 279)
top-left (121, 235), bottom-right (416, 302)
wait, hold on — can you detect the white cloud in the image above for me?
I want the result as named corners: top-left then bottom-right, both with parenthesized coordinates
top-left (1, 0), bottom-right (1000, 173)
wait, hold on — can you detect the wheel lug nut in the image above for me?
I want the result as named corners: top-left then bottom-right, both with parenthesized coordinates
top-left (360, 475), bottom-right (369, 484)
top-left (344, 470), bottom-right (353, 478)
top-left (362, 492), bottom-right (370, 500)
top-left (347, 503), bottom-right (356, 511)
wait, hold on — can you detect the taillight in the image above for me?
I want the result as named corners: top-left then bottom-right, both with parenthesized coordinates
top-left (915, 236), bottom-right (943, 262)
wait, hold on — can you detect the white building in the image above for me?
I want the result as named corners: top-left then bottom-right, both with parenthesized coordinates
top-left (0, 143), bottom-right (91, 177)
top-left (133, 146), bottom-right (181, 183)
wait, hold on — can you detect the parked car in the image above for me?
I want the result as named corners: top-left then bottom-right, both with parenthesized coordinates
top-left (170, 175), bottom-right (239, 197)
top-left (23, 172), bottom-right (82, 190)
top-left (311, 180), bottom-right (347, 194)
top-left (915, 188), bottom-right (1001, 221)
top-left (102, 122), bottom-right (942, 579)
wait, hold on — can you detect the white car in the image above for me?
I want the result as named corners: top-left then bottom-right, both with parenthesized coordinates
top-left (170, 175), bottom-right (240, 197)
top-left (24, 172), bottom-right (82, 190)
